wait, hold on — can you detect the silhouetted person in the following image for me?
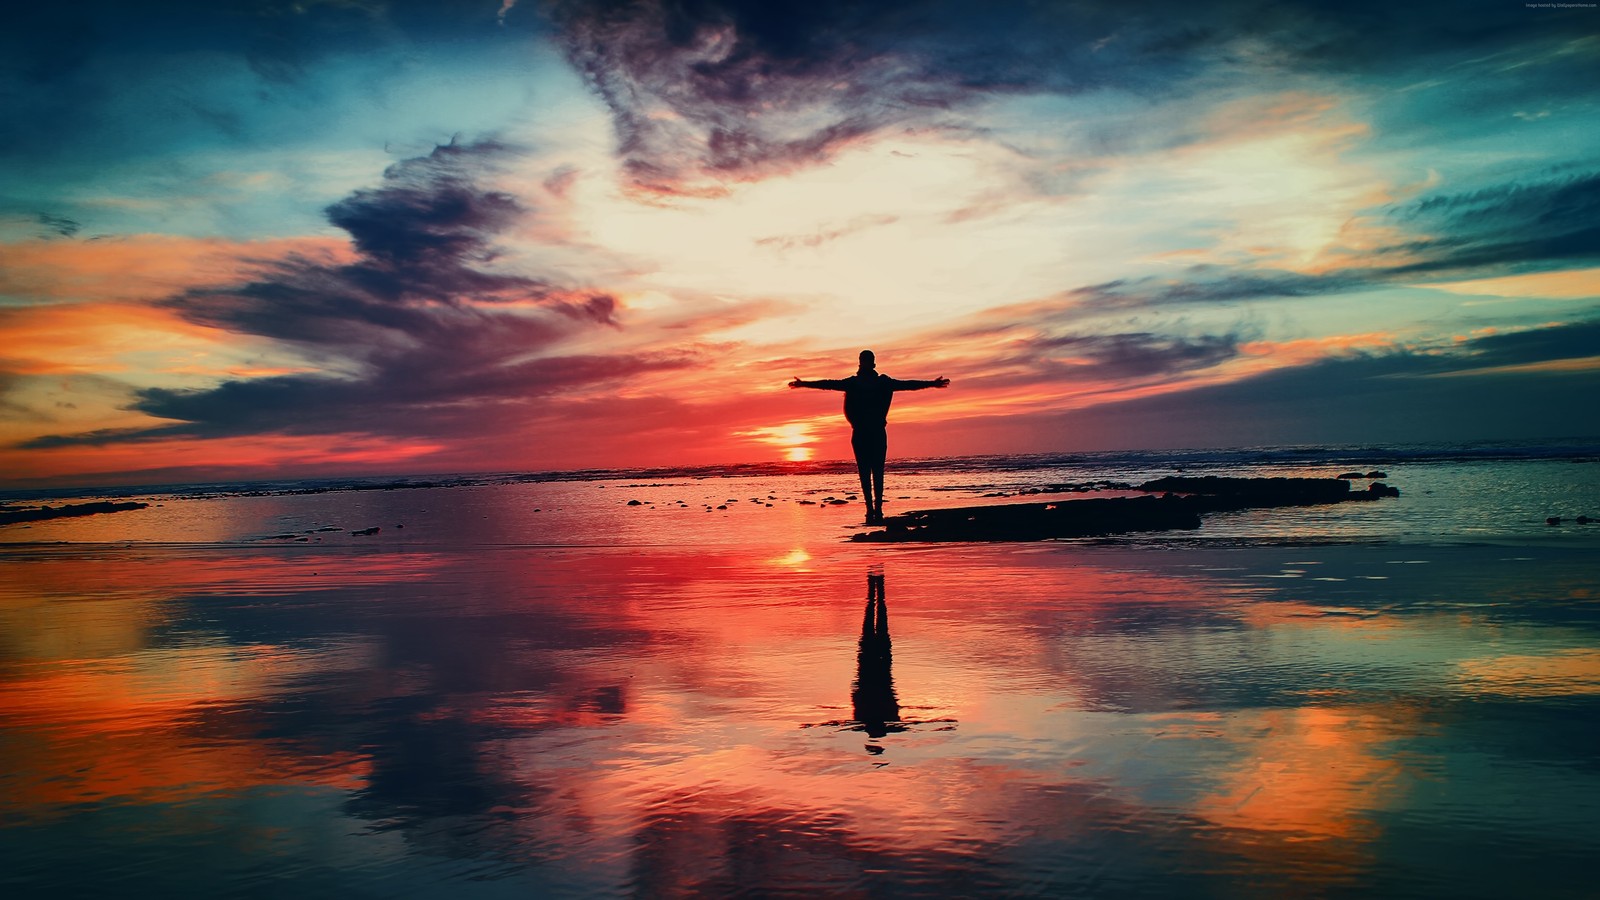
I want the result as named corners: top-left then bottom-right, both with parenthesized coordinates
top-left (790, 350), bottom-right (949, 523)
top-left (852, 572), bottom-right (899, 741)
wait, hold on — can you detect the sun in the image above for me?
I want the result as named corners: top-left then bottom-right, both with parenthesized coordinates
top-left (738, 421), bottom-right (820, 463)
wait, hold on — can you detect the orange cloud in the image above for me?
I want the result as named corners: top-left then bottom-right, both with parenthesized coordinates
top-left (0, 433), bottom-right (447, 487)
top-left (0, 235), bottom-right (352, 305)
top-left (1235, 332), bottom-right (1398, 369)
top-left (1423, 267), bottom-right (1600, 301)
top-left (0, 301), bottom-right (268, 377)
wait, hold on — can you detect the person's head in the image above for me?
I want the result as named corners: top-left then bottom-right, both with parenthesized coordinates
top-left (858, 349), bottom-right (876, 372)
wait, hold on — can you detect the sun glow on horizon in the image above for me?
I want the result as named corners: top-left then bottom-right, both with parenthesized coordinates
top-left (738, 422), bottom-right (820, 463)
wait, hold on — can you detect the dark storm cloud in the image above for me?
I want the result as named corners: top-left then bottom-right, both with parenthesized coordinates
top-left (544, 0), bottom-right (1590, 194)
top-left (543, 0), bottom-right (1209, 193)
top-left (1383, 170), bottom-right (1600, 275)
top-left (546, 0), bottom-right (930, 194)
top-left (1056, 319), bottom-right (1600, 447)
top-left (18, 350), bottom-right (686, 446)
top-left (1465, 319), bottom-right (1600, 369)
top-left (1067, 270), bottom-right (1366, 313)
top-left (1022, 332), bottom-right (1245, 381)
top-left (22, 139), bottom-right (665, 448)
top-left (167, 140), bottom-right (616, 345)
top-left (927, 310), bottom-right (1250, 390)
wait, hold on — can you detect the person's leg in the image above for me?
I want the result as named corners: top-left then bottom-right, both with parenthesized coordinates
top-left (871, 441), bottom-right (886, 519)
top-left (851, 431), bottom-right (875, 521)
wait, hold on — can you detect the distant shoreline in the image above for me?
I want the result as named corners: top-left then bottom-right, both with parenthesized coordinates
top-left (2, 440), bottom-right (1595, 505)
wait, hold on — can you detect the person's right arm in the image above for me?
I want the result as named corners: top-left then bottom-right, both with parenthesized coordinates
top-left (789, 377), bottom-right (850, 390)
top-left (887, 376), bottom-right (950, 390)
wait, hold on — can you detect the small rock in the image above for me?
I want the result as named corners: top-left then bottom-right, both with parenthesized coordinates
top-left (627, 499), bottom-right (643, 506)
top-left (353, 526), bottom-right (380, 536)
top-left (1578, 515), bottom-right (1591, 525)
top-left (1366, 471), bottom-right (1387, 479)
top-left (1547, 517), bottom-right (1562, 526)
top-left (1336, 472), bottom-right (1363, 480)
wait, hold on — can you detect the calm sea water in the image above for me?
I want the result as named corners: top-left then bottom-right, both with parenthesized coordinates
top-left (2, 446), bottom-right (1598, 896)
top-left (5, 443), bottom-right (1599, 547)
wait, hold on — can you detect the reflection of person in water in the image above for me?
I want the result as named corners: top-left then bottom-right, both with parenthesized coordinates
top-left (790, 350), bottom-right (949, 524)
top-left (852, 572), bottom-right (900, 741)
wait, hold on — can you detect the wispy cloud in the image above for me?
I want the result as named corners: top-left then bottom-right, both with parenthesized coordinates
top-left (754, 214), bottom-right (899, 251)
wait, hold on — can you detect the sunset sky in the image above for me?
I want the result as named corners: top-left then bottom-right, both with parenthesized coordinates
top-left (3, 0), bottom-right (1597, 488)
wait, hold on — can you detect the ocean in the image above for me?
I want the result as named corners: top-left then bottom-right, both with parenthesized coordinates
top-left (5, 441), bottom-right (1599, 547)
top-left (2, 443), bottom-right (1598, 896)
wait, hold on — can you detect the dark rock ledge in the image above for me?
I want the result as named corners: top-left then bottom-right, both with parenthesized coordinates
top-left (854, 476), bottom-right (1399, 543)
top-left (0, 500), bottom-right (150, 527)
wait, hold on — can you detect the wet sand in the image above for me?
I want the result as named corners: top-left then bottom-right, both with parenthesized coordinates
top-left (3, 532), bottom-right (1598, 897)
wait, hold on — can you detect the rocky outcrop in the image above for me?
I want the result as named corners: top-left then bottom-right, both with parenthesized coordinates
top-left (0, 500), bottom-right (149, 526)
top-left (855, 476), bottom-right (1399, 543)
top-left (1136, 476), bottom-right (1400, 507)
top-left (855, 496), bottom-right (1202, 542)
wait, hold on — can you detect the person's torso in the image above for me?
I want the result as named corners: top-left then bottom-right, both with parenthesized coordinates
top-left (843, 373), bottom-right (895, 428)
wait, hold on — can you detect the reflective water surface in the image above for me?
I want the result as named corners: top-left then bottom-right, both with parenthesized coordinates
top-left (3, 538), bottom-right (1598, 897)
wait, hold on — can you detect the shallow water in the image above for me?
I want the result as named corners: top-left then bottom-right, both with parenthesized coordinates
top-left (5, 455), bottom-right (1599, 549)
top-left (3, 453), bottom-right (1597, 895)
top-left (3, 536), bottom-right (1598, 897)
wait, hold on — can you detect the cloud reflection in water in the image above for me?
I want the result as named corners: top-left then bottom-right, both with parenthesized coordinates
top-left (1, 542), bottom-right (1598, 895)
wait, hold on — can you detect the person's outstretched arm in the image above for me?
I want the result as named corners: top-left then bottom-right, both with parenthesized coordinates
top-left (887, 376), bottom-right (951, 390)
top-left (789, 377), bottom-right (850, 390)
